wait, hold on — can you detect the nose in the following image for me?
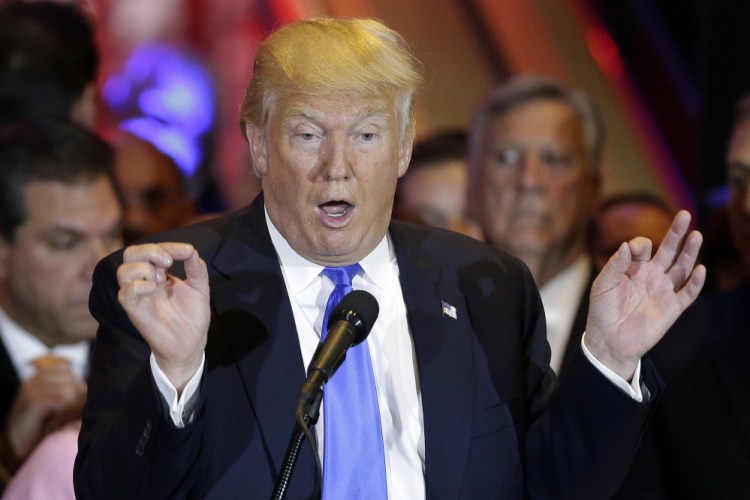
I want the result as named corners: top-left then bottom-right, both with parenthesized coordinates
top-left (519, 153), bottom-right (544, 189)
top-left (319, 135), bottom-right (351, 181)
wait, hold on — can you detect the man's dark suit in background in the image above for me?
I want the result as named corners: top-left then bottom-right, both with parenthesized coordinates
top-left (614, 280), bottom-right (750, 499)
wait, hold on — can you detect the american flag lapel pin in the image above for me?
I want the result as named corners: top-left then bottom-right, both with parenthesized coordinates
top-left (441, 300), bottom-right (457, 320)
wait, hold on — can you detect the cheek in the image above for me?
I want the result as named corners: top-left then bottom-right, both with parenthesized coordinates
top-left (483, 177), bottom-right (510, 206)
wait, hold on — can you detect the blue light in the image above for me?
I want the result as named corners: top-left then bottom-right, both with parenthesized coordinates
top-left (103, 42), bottom-right (215, 178)
top-left (121, 117), bottom-right (201, 177)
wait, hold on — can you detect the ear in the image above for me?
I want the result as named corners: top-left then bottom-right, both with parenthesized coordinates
top-left (397, 125), bottom-right (415, 179)
top-left (70, 82), bottom-right (98, 129)
top-left (246, 125), bottom-right (269, 176)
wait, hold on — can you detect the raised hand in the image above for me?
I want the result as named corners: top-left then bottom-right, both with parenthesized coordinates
top-left (117, 242), bottom-right (210, 391)
top-left (585, 210), bottom-right (706, 380)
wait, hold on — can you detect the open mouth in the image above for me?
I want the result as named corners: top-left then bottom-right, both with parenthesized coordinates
top-left (318, 200), bottom-right (354, 225)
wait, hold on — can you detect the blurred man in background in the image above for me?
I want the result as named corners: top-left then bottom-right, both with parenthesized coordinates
top-left (0, 118), bottom-right (122, 488)
top-left (467, 74), bottom-right (602, 378)
top-left (614, 91), bottom-right (750, 500)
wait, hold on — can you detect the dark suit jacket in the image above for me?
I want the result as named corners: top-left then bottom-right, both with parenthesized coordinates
top-left (75, 195), bottom-right (662, 499)
top-left (613, 280), bottom-right (750, 500)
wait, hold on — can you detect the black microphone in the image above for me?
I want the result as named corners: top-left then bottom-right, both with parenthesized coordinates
top-left (296, 290), bottom-right (379, 414)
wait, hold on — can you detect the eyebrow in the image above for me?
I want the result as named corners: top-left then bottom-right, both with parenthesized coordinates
top-left (40, 220), bottom-right (122, 239)
top-left (283, 106), bottom-right (391, 127)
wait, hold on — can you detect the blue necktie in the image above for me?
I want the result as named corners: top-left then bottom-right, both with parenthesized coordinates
top-left (320, 264), bottom-right (387, 500)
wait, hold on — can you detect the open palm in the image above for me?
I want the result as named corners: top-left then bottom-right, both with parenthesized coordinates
top-left (585, 211), bottom-right (706, 380)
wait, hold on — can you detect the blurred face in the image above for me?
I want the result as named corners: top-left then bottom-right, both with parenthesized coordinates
top-left (726, 119), bottom-right (750, 269)
top-left (249, 93), bottom-right (411, 266)
top-left (0, 177), bottom-right (123, 346)
top-left (398, 160), bottom-right (482, 240)
top-left (114, 140), bottom-right (193, 243)
top-left (592, 202), bottom-right (674, 271)
top-left (476, 98), bottom-right (598, 282)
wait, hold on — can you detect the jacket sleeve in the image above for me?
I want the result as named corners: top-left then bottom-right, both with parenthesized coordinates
top-left (74, 252), bottom-right (207, 499)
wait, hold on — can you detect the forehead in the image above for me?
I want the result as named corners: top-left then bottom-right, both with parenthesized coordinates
top-left (21, 177), bottom-right (121, 230)
top-left (488, 98), bottom-right (583, 144)
top-left (270, 92), bottom-right (396, 126)
top-left (115, 145), bottom-right (180, 189)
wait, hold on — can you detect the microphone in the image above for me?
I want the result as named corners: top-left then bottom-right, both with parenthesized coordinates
top-left (296, 290), bottom-right (379, 414)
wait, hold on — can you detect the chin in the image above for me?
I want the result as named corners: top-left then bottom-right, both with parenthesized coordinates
top-left (64, 319), bottom-right (98, 342)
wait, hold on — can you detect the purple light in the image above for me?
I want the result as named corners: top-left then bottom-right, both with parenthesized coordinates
top-left (103, 42), bottom-right (215, 178)
top-left (121, 117), bottom-right (201, 177)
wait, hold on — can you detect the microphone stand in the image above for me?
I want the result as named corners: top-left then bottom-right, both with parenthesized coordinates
top-left (271, 389), bottom-right (323, 500)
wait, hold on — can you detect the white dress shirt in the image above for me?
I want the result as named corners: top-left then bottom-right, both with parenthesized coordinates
top-left (0, 305), bottom-right (89, 382)
top-left (268, 212), bottom-right (425, 499)
top-left (540, 254), bottom-right (591, 374)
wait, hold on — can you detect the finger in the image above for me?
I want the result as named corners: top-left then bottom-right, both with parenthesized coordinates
top-left (652, 210), bottom-right (692, 270)
top-left (666, 230), bottom-right (704, 288)
top-left (118, 280), bottom-right (158, 306)
top-left (123, 243), bottom-right (173, 267)
top-left (626, 236), bottom-right (653, 263)
top-left (183, 249), bottom-right (208, 290)
top-left (676, 264), bottom-right (707, 308)
top-left (123, 242), bottom-right (196, 267)
top-left (25, 377), bottom-right (82, 404)
top-left (597, 241), bottom-right (634, 289)
top-left (117, 261), bottom-right (167, 287)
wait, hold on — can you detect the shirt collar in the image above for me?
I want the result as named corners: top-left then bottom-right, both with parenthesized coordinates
top-left (264, 205), bottom-right (393, 294)
top-left (0, 305), bottom-right (89, 381)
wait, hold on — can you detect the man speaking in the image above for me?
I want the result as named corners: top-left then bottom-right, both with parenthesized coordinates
top-left (74, 17), bottom-right (705, 499)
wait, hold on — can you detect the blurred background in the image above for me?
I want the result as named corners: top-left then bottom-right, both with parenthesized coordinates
top-left (25, 0), bottom-right (750, 225)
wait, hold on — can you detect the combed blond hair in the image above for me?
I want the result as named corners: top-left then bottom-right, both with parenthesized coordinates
top-left (240, 17), bottom-right (423, 143)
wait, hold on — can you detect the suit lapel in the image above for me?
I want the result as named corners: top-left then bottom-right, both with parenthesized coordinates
top-left (208, 200), bottom-right (313, 484)
top-left (390, 223), bottom-right (474, 499)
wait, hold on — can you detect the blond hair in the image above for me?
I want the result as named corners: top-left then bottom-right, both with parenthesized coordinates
top-left (240, 17), bottom-right (423, 143)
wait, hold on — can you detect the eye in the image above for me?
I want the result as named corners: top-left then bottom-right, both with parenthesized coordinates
top-left (46, 236), bottom-right (80, 252)
top-left (540, 150), bottom-right (573, 169)
top-left (494, 148), bottom-right (523, 167)
top-left (361, 132), bottom-right (375, 141)
top-left (728, 168), bottom-right (750, 188)
top-left (300, 133), bottom-right (316, 141)
top-left (105, 227), bottom-right (123, 247)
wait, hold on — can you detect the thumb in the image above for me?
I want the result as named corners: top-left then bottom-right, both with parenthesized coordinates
top-left (183, 248), bottom-right (209, 293)
top-left (597, 241), bottom-right (633, 290)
